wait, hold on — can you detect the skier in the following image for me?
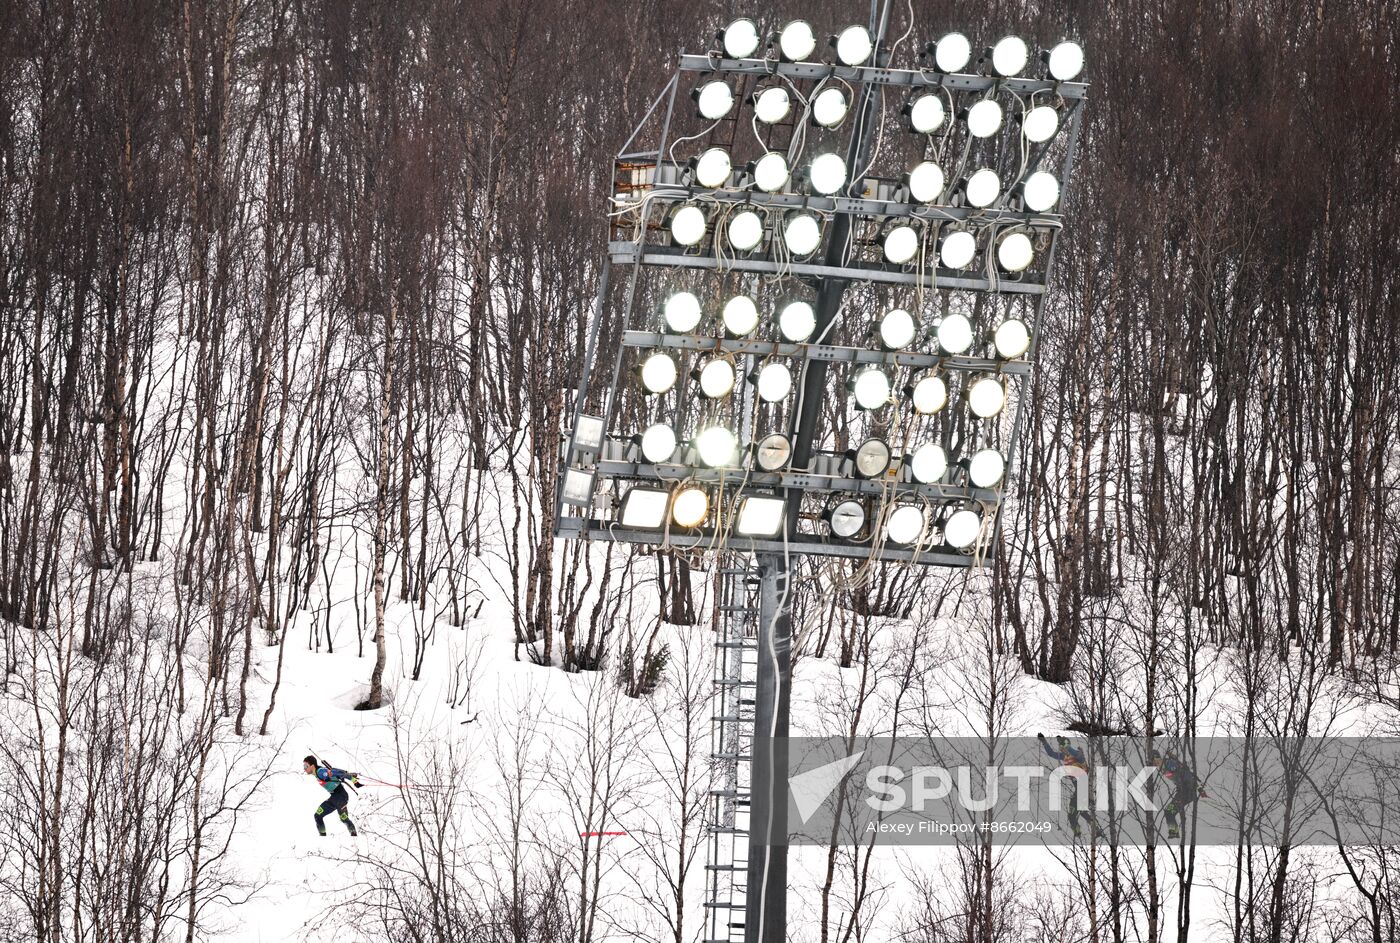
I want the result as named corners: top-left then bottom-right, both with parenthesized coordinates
top-left (304, 755), bottom-right (361, 837)
top-left (1149, 749), bottom-right (1202, 840)
top-left (1038, 733), bottom-right (1092, 837)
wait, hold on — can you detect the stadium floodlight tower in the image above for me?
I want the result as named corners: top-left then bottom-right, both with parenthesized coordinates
top-left (555, 5), bottom-right (1088, 941)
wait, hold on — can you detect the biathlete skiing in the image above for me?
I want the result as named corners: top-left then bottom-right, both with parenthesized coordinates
top-left (1039, 732), bottom-right (1093, 838)
top-left (304, 754), bottom-right (362, 837)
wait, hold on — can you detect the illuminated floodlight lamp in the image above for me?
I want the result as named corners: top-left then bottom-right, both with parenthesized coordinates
top-left (852, 437), bottom-right (892, 478)
top-left (696, 426), bottom-right (738, 466)
top-left (966, 99), bottom-right (1003, 138)
top-left (721, 18), bottom-right (761, 58)
top-left (695, 80), bottom-right (735, 120)
top-left (1046, 41), bottom-right (1085, 81)
top-left (936, 313), bottom-right (974, 354)
top-left (670, 205), bottom-right (708, 245)
top-left (671, 486), bottom-right (710, 527)
top-left (639, 424), bottom-right (678, 463)
top-left (968, 448), bottom-right (1007, 487)
top-left (931, 32), bottom-right (972, 72)
top-left (878, 308), bottom-right (918, 350)
top-left (754, 432), bottom-right (792, 471)
top-left (828, 499), bottom-right (866, 538)
top-left (695, 148), bottom-right (732, 188)
top-left (778, 20), bottom-right (817, 61)
top-left (908, 94), bottom-right (945, 133)
top-left (886, 504), bottom-right (927, 545)
top-left (991, 36), bottom-right (1029, 76)
top-left (812, 87), bottom-right (849, 127)
top-left (997, 232), bottom-right (1034, 272)
top-left (777, 300), bottom-right (816, 341)
top-left (755, 361), bottom-right (792, 401)
top-left (722, 295), bottom-right (760, 336)
top-left (663, 291), bottom-right (703, 332)
top-left (619, 487), bottom-right (670, 528)
top-left (808, 153), bottom-right (847, 195)
top-left (561, 469), bottom-right (595, 506)
top-left (907, 161), bottom-right (945, 203)
top-left (639, 351), bottom-right (678, 393)
top-left (939, 230), bottom-right (977, 269)
top-left (1023, 171), bottom-right (1060, 212)
top-left (850, 368), bottom-right (891, 410)
top-left (883, 225), bottom-right (919, 264)
top-left (1022, 105), bottom-right (1059, 143)
top-left (754, 86), bottom-right (791, 123)
top-left (834, 25), bottom-right (874, 66)
top-left (573, 414), bottom-right (605, 451)
top-left (909, 444), bottom-right (947, 484)
top-left (943, 507), bottom-right (983, 548)
top-left (968, 376), bottom-right (1007, 418)
top-left (910, 375), bottom-right (948, 414)
top-left (965, 169), bottom-right (1000, 208)
top-left (727, 210), bottom-right (765, 251)
top-left (994, 319), bottom-right (1031, 358)
top-left (753, 152), bottom-right (790, 193)
top-left (736, 496), bottom-right (786, 536)
top-left (697, 359), bottom-right (737, 398)
top-left (782, 212), bottom-right (822, 255)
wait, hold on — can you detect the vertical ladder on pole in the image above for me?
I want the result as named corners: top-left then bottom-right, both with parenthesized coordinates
top-left (704, 561), bottom-right (760, 943)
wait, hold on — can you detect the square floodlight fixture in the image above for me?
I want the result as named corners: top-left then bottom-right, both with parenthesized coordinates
top-left (561, 469), bottom-right (596, 507)
top-left (573, 414), bottom-right (606, 452)
top-left (736, 496), bottom-right (786, 536)
top-left (619, 487), bottom-right (670, 528)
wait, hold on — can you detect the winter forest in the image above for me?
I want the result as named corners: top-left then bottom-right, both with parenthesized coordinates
top-left (1, 0), bottom-right (1399, 941)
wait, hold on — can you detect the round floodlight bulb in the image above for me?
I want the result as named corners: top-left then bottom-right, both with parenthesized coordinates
top-left (851, 368), bottom-right (891, 410)
top-left (809, 153), bottom-right (847, 195)
top-left (727, 210), bottom-right (764, 251)
top-left (722, 18), bottom-right (761, 59)
top-left (1023, 171), bottom-right (1060, 212)
top-left (909, 94), bottom-right (946, 133)
top-left (997, 232), bottom-right (1034, 272)
top-left (829, 500), bottom-right (866, 538)
top-left (695, 148), bottom-right (732, 188)
top-left (698, 359), bottom-right (737, 398)
top-left (696, 81), bottom-right (735, 120)
top-left (778, 300), bottom-right (816, 342)
top-left (755, 433), bottom-right (792, 471)
top-left (640, 424), bottom-right (677, 463)
top-left (991, 36), bottom-right (1029, 76)
top-left (912, 375), bottom-right (948, 414)
top-left (886, 505), bottom-right (926, 545)
top-left (909, 444), bottom-right (947, 483)
top-left (966, 169), bottom-right (1001, 208)
top-left (672, 487), bottom-right (709, 527)
top-left (696, 426), bottom-right (738, 467)
top-left (670, 205), bottom-right (707, 245)
top-left (1047, 41), bottom-right (1085, 81)
top-left (1022, 105), bottom-right (1059, 143)
top-left (994, 319), bottom-right (1032, 359)
top-left (835, 25), bottom-right (874, 66)
top-left (968, 377), bottom-right (1006, 418)
top-left (908, 161), bottom-right (945, 203)
top-left (967, 99), bottom-right (1003, 138)
top-left (756, 362), bottom-right (792, 402)
top-left (944, 508), bottom-right (982, 548)
top-left (663, 292), bottom-right (702, 333)
top-left (937, 313), bottom-right (974, 354)
top-left (722, 295), bottom-right (760, 336)
top-left (854, 438), bottom-right (892, 478)
top-left (640, 352), bottom-right (678, 394)
top-left (779, 20), bottom-right (817, 61)
top-left (968, 449), bottom-right (1006, 487)
top-left (933, 32), bottom-right (972, 72)
top-left (879, 308), bottom-right (918, 350)
top-left (783, 213), bottom-right (821, 255)
top-left (883, 225), bottom-right (919, 264)
top-left (754, 86), bottom-right (792, 123)
top-left (753, 152), bottom-right (790, 193)
top-left (812, 87), bottom-right (849, 127)
top-left (940, 230), bottom-right (977, 269)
